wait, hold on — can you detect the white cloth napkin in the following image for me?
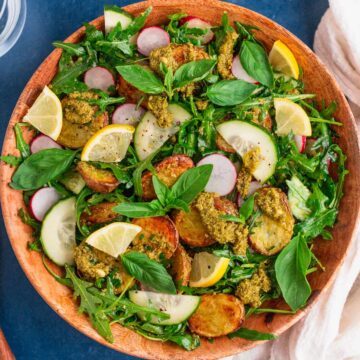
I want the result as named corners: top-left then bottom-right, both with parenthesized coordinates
top-left (227, 1), bottom-right (360, 359)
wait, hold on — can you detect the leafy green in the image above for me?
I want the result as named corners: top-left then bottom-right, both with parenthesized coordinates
top-left (0, 154), bottom-right (21, 166)
top-left (121, 252), bottom-right (176, 294)
top-left (286, 176), bottom-right (311, 220)
top-left (212, 12), bottom-right (234, 52)
top-left (53, 41), bottom-right (86, 56)
top-left (173, 59), bottom-right (216, 88)
top-left (116, 65), bottom-right (165, 94)
top-left (10, 149), bottom-right (77, 190)
top-left (14, 123), bottom-right (30, 158)
top-left (275, 235), bottom-right (312, 311)
top-left (240, 40), bottom-right (274, 88)
top-left (207, 80), bottom-right (257, 106)
top-left (229, 327), bottom-right (277, 341)
top-left (221, 194), bottom-right (255, 224)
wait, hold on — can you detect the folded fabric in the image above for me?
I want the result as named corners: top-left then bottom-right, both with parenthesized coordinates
top-left (227, 1), bottom-right (360, 359)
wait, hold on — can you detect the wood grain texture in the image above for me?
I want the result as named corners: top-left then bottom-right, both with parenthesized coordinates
top-left (0, 330), bottom-right (15, 360)
top-left (0, 0), bottom-right (360, 358)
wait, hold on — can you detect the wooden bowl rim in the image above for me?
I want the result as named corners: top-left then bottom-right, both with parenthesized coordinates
top-left (1, 0), bottom-right (360, 358)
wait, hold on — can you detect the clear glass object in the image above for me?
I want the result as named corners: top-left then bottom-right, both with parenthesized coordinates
top-left (0, 0), bottom-right (26, 57)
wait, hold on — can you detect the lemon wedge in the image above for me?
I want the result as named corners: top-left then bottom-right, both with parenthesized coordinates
top-left (81, 124), bottom-right (134, 162)
top-left (274, 98), bottom-right (312, 136)
top-left (189, 252), bottom-right (230, 288)
top-left (269, 40), bottom-right (300, 79)
top-left (23, 86), bottom-right (63, 140)
top-left (86, 222), bottom-right (142, 258)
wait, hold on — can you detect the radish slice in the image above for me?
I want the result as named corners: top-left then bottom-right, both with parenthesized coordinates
top-left (197, 154), bottom-right (237, 196)
top-left (179, 16), bottom-right (214, 44)
top-left (232, 55), bottom-right (257, 83)
top-left (29, 187), bottom-right (61, 221)
top-left (294, 135), bottom-right (307, 153)
top-left (237, 181), bottom-right (262, 207)
top-left (137, 26), bottom-right (170, 56)
top-left (112, 103), bottom-right (145, 126)
top-left (30, 135), bottom-right (62, 154)
top-left (84, 66), bottom-right (115, 92)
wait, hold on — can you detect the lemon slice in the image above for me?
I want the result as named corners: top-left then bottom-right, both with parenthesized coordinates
top-left (86, 222), bottom-right (142, 258)
top-left (274, 98), bottom-right (312, 136)
top-left (23, 86), bottom-right (63, 140)
top-left (189, 252), bottom-right (230, 288)
top-left (269, 40), bottom-right (300, 79)
top-left (81, 124), bottom-right (134, 162)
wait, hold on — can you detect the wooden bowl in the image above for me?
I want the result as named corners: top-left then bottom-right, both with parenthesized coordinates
top-left (1, 0), bottom-right (360, 358)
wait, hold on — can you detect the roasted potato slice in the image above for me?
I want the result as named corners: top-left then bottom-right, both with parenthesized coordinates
top-left (77, 162), bottom-right (119, 193)
top-left (249, 187), bottom-right (294, 255)
top-left (215, 133), bottom-right (236, 153)
top-left (142, 155), bottom-right (194, 200)
top-left (131, 216), bottom-right (179, 260)
top-left (173, 196), bottom-right (237, 247)
top-left (149, 43), bottom-right (209, 75)
top-left (169, 244), bottom-right (192, 287)
top-left (188, 294), bottom-right (245, 337)
top-left (117, 74), bottom-right (149, 107)
top-left (80, 202), bottom-right (119, 226)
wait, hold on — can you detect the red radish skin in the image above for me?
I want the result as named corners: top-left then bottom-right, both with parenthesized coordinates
top-left (232, 55), bottom-right (257, 83)
top-left (84, 66), bottom-right (115, 92)
top-left (137, 26), bottom-right (170, 56)
top-left (294, 135), bottom-right (307, 153)
top-left (179, 16), bottom-right (214, 44)
top-left (30, 135), bottom-right (62, 154)
top-left (29, 187), bottom-right (61, 221)
top-left (112, 103), bottom-right (145, 126)
top-left (197, 154), bottom-right (237, 196)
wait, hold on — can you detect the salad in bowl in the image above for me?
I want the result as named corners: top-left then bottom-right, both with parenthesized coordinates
top-left (0, 4), bottom-right (348, 351)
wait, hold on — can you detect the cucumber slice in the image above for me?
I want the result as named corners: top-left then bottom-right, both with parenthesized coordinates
top-left (104, 5), bottom-right (133, 34)
top-left (134, 104), bottom-right (192, 160)
top-left (217, 120), bottom-right (278, 183)
top-left (129, 290), bottom-right (200, 325)
top-left (60, 170), bottom-right (85, 195)
top-left (40, 197), bottom-right (76, 266)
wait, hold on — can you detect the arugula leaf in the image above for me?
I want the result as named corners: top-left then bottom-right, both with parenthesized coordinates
top-left (53, 41), bottom-right (86, 56)
top-left (116, 65), bottom-right (165, 94)
top-left (173, 59), bottom-right (216, 88)
top-left (65, 265), bottom-right (113, 342)
top-left (0, 154), bottom-right (21, 166)
top-left (121, 252), bottom-right (176, 294)
top-left (76, 187), bottom-right (93, 236)
top-left (229, 327), bottom-right (277, 341)
top-left (168, 333), bottom-right (200, 350)
top-left (212, 12), bottom-right (234, 52)
top-left (240, 40), bottom-right (274, 88)
top-left (93, 162), bottom-right (132, 185)
top-left (170, 164), bottom-right (213, 204)
top-left (10, 149), bottom-right (77, 190)
top-left (18, 208), bottom-right (40, 232)
top-left (95, 39), bottom-right (133, 57)
top-left (275, 235), bottom-right (312, 311)
top-left (14, 123), bottom-right (30, 158)
top-left (84, 23), bottom-right (104, 43)
top-left (113, 201), bottom-right (166, 218)
top-left (207, 80), bottom-right (257, 106)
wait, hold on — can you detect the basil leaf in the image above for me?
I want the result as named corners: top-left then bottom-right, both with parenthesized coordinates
top-left (152, 176), bottom-right (172, 206)
top-left (173, 59), bottom-right (216, 88)
top-left (166, 198), bottom-right (189, 212)
top-left (170, 164), bottom-right (213, 204)
top-left (113, 201), bottom-right (165, 218)
top-left (116, 65), bottom-right (165, 94)
top-left (229, 327), bottom-right (277, 341)
top-left (10, 149), bottom-right (77, 191)
top-left (240, 40), bottom-right (274, 88)
top-left (207, 80), bottom-right (257, 106)
top-left (275, 235), bottom-right (312, 311)
top-left (121, 252), bottom-right (176, 294)
top-left (53, 41), bottom-right (86, 57)
top-left (239, 194), bottom-right (255, 222)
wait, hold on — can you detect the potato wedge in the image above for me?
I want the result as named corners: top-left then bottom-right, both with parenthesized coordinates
top-left (77, 161), bottom-right (119, 193)
top-left (188, 294), bottom-right (245, 337)
top-left (173, 196), bottom-right (237, 247)
top-left (249, 187), bottom-right (294, 255)
top-left (80, 202), bottom-right (119, 226)
top-left (142, 155), bottom-right (194, 200)
top-left (216, 133), bottom-right (236, 153)
top-left (169, 244), bottom-right (192, 287)
top-left (131, 216), bottom-right (179, 260)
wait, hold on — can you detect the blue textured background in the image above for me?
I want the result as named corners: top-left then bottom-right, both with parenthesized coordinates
top-left (0, 1), bottom-right (328, 359)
